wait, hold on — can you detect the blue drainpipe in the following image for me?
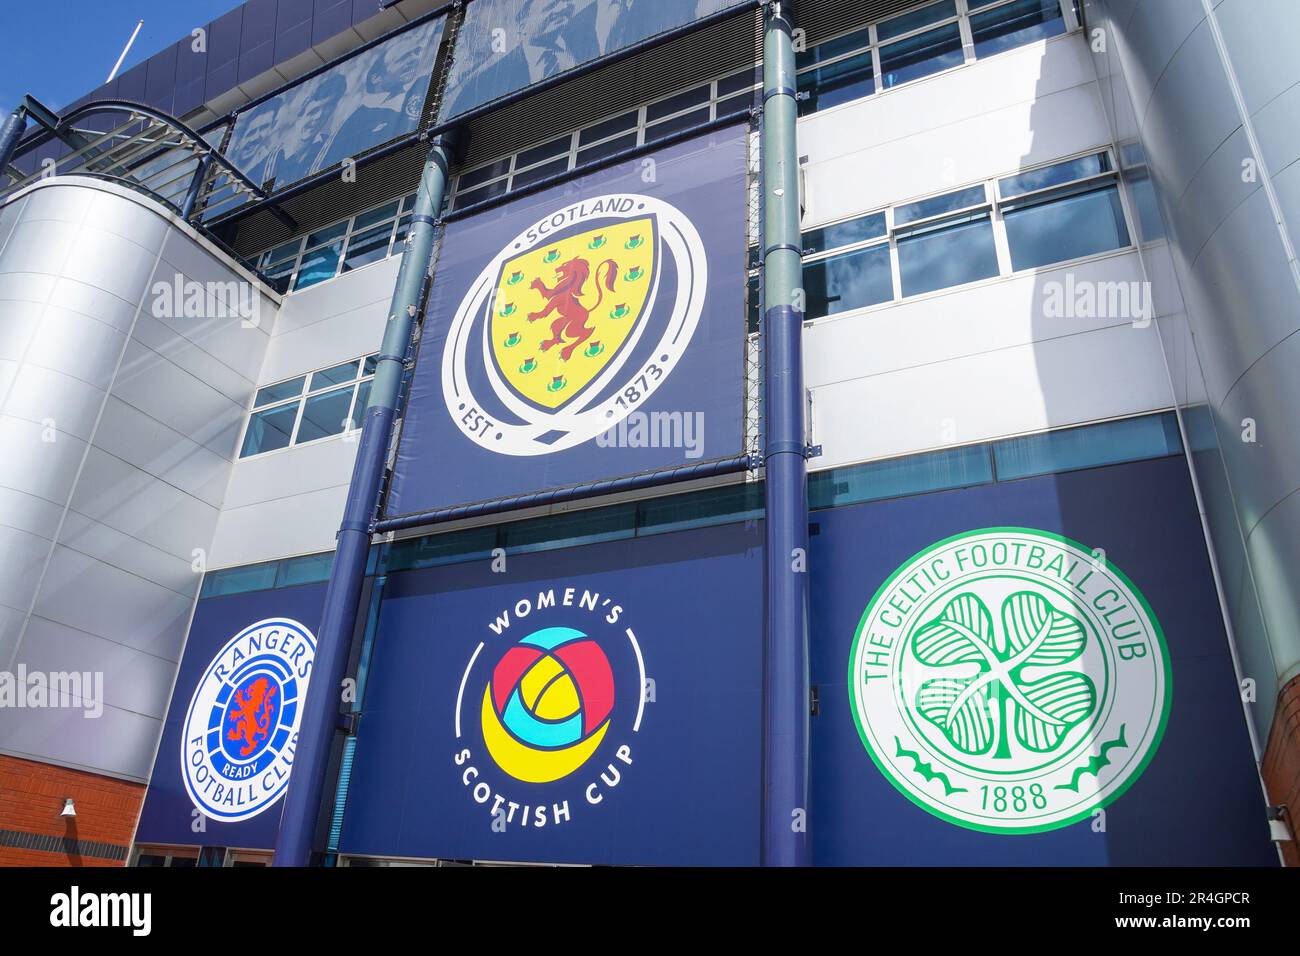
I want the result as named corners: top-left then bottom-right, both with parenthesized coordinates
top-left (761, 0), bottom-right (811, 867)
top-left (0, 107), bottom-right (29, 180)
top-left (273, 132), bottom-right (460, 866)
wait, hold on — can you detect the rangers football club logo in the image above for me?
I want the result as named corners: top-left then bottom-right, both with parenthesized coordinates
top-left (453, 587), bottom-right (648, 829)
top-left (181, 618), bottom-right (316, 823)
top-left (849, 528), bottom-right (1170, 834)
top-left (442, 193), bottom-right (707, 455)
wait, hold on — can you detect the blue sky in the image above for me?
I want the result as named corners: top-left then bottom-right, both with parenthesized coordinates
top-left (0, 0), bottom-right (241, 109)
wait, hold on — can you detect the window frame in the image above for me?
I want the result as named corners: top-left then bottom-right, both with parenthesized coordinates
top-left (238, 353), bottom-right (380, 460)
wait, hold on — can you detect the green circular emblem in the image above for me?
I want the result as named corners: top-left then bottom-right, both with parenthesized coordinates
top-left (848, 527), bottom-right (1170, 834)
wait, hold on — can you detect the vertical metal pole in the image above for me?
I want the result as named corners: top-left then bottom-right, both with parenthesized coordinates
top-left (273, 133), bottom-right (457, 866)
top-left (180, 153), bottom-right (214, 221)
top-left (761, 0), bottom-right (811, 867)
top-left (0, 107), bottom-right (28, 180)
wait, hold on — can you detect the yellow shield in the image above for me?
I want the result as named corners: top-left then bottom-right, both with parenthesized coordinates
top-left (490, 216), bottom-right (656, 410)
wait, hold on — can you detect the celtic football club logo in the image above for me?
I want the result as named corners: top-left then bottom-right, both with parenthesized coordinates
top-left (849, 528), bottom-right (1170, 833)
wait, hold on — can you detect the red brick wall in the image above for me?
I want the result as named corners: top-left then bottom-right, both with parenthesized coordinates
top-left (0, 753), bottom-right (144, 867)
top-left (1261, 675), bottom-right (1300, 867)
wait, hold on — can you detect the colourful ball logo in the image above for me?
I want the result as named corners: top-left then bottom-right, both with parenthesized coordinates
top-left (480, 627), bottom-right (614, 784)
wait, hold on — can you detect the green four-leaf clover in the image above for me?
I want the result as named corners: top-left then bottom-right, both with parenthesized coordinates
top-left (911, 591), bottom-right (1097, 759)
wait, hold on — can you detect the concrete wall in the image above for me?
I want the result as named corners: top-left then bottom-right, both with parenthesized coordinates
top-left (0, 178), bottom-right (278, 782)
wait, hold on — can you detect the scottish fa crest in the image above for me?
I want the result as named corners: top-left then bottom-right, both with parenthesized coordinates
top-left (180, 618), bottom-right (316, 823)
top-left (442, 193), bottom-right (706, 455)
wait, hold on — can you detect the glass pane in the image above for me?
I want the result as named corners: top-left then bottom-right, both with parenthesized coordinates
top-left (516, 134), bottom-right (571, 169)
top-left (797, 26), bottom-right (871, 71)
top-left (808, 443), bottom-right (994, 510)
top-left (993, 413), bottom-right (1182, 481)
top-left (310, 360), bottom-right (359, 391)
top-left (295, 385), bottom-right (356, 443)
top-left (804, 243), bottom-right (894, 318)
top-left (895, 184), bottom-right (986, 225)
top-left (999, 152), bottom-right (1110, 197)
top-left (880, 22), bottom-right (964, 88)
top-left (799, 50), bottom-right (874, 115)
top-left (354, 200), bottom-right (400, 231)
top-left (305, 220), bottom-right (348, 249)
top-left (644, 107), bottom-right (711, 143)
top-left (577, 132), bottom-right (638, 166)
top-left (897, 214), bottom-right (999, 296)
top-left (716, 91), bottom-right (755, 119)
top-left (294, 241), bottom-right (343, 290)
top-left (646, 84), bottom-right (711, 122)
top-left (580, 110), bottom-right (639, 145)
top-left (512, 157), bottom-right (569, 189)
top-left (637, 483), bottom-right (764, 536)
top-left (262, 257), bottom-right (296, 294)
top-left (453, 178), bottom-right (509, 210)
top-left (458, 158), bottom-right (510, 190)
top-left (201, 562), bottom-right (278, 598)
top-left (240, 403), bottom-right (298, 456)
top-left (970, 0), bottom-right (1067, 59)
top-left (747, 272), bottom-right (761, 334)
top-left (363, 354), bottom-right (378, 376)
top-left (266, 238), bottom-right (302, 264)
top-left (502, 506), bottom-right (636, 555)
top-left (275, 553), bottom-right (333, 588)
top-left (803, 213), bottom-right (886, 255)
top-left (351, 378), bottom-right (372, 425)
top-left (877, 0), bottom-right (958, 41)
top-left (1003, 185), bottom-right (1129, 270)
top-left (718, 66), bottom-right (760, 96)
top-left (342, 224), bottom-right (395, 273)
top-left (384, 526), bottom-right (499, 572)
top-left (254, 376), bottom-right (305, 408)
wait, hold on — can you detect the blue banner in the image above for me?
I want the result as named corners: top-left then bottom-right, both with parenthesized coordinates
top-left (134, 582), bottom-right (328, 850)
top-left (340, 522), bottom-right (763, 865)
top-left (386, 123), bottom-right (749, 516)
top-left (811, 455), bottom-right (1276, 865)
top-left (440, 0), bottom-right (748, 120)
top-left (210, 16), bottom-right (446, 206)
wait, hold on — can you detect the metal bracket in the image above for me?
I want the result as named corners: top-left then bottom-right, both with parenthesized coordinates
top-left (336, 712), bottom-right (360, 736)
top-left (805, 444), bottom-right (822, 459)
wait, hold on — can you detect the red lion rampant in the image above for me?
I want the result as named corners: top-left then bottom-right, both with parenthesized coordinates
top-left (527, 257), bottom-right (618, 362)
top-left (225, 677), bottom-right (277, 757)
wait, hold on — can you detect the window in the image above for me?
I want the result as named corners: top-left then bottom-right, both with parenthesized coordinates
top-left (894, 184), bottom-right (998, 297)
top-left (448, 67), bottom-right (759, 211)
top-left (968, 0), bottom-right (1067, 59)
top-left (896, 211), bottom-right (999, 296)
top-left (254, 195), bottom-right (418, 294)
top-left (758, 150), bottom-right (1131, 321)
top-left (795, 0), bottom-right (1075, 116)
top-left (239, 354), bottom-right (379, 458)
top-left (999, 152), bottom-right (1130, 271)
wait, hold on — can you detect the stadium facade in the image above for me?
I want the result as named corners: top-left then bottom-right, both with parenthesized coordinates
top-left (0, 0), bottom-right (1296, 866)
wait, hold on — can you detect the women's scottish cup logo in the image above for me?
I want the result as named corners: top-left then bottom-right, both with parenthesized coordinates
top-left (480, 627), bottom-right (615, 783)
top-left (849, 528), bottom-right (1170, 834)
top-left (454, 587), bottom-right (647, 829)
top-left (181, 618), bottom-right (316, 823)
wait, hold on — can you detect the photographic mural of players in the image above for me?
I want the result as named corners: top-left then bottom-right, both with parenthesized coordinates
top-left (440, 0), bottom-right (743, 120)
top-left (220, 17), bottom-right (446, 195)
